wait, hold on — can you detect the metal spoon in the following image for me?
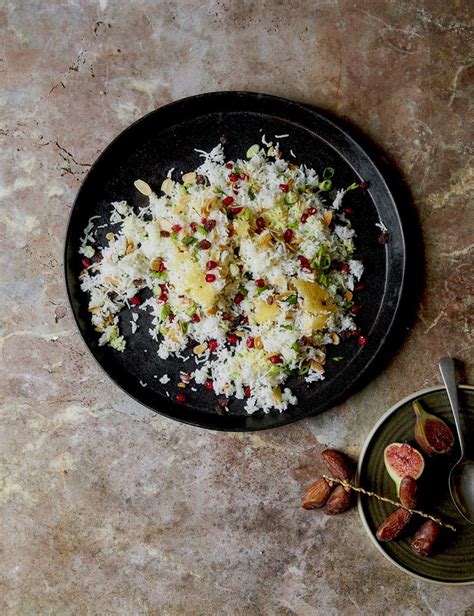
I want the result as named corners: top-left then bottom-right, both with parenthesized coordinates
top-left (439, 356), bottom-right (474, 524)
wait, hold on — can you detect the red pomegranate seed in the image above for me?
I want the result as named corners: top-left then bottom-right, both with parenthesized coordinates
top-left (231, 206), bottom-right (243, 215)
top-left (283, 229), bottom-right (293, 243)
top-left (269, 354), bottom-right (282, 364)
top-left (199, 239), bottom-right (211, 250)
top-left (352, 329), bottom-right (361, 338)
top-left (81, 257), bottom-right (92, 268)
top-left (206, 260), bottom-right (218, 270)
top-left (308, 207), bottom-right (317, 216)
top-left (234, 293), bottom-right (245, 304)
top-left (171, 224), bottom-right (182, 232)
top-left (229, 172), bottom-right (239, 182)
top-left (279, 183), bottom-right (289, 193)
top-left (351, 305), bottom-right (360, 314)
top-left (205, 219), bottom-right (216, 232)
top-left (227, 227), bottom-right (234, 237)
top-left (130, 295), bottom-right (141, 306)
top-left (360, 181), bottom-right (369, 190)
top-left (255, 278), bottom-right (265, 288)
top-left (355, 283), bottom-right (365, 291)
top-left (208, 339), bottom-right (218, 352)
top-left (344, 207), bottom-right (353, 215)
top-left (246, 337), bottom-right (255, 349)
top-left (298, 255), bottom-right (309, 265)
top-left (341, 263), bottom-right (350, 273)
top-left (205, 380), bottom-right (214, 390)
top-left (176, 393), bottom-right (186, 403)
top-left (201, 217), bottom-right (207, 225)
top-left (205, 273), bottom-right (216, 283)
top-left (158, 261), bottom-right (166, 272)
top-left (300, 213), bottom-right (309, 223)
top-left (190, 222), bottom-right (198, 232)
top-left (158, 293), bottom-right (168, 303)
top-left (241, 316), bottom-right (249, 325)
top-left (227, 334), bottom-right (238, 345)
top-left (244, 386), bottom-right (251, 397)
top-left (160, 230), bottom-right (170, 237)
top-left (256, 217), bottom-right (265, 229)
top-left (302, 266), bottom-right (313, 274)
top-left (225, 162), bottom-right (233, 169)
top-left (191, 313), bottom-right (201, 323)
top-left (358, 335), bottom-right (367, 346)
top-left (232, 187), bottom-right (239, 195)
top-left (223, 196), bottom-right (234, 206)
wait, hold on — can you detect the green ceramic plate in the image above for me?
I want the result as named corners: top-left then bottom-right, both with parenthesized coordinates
top-left (358, 385), bottom-right (474, 585)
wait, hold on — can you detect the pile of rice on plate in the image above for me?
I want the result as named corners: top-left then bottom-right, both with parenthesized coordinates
top-left (79, 138), bottom-right (366, 414)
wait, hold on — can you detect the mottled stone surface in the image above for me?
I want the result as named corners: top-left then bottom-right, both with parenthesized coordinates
top-left (1, 0), bottom-right (473, 614)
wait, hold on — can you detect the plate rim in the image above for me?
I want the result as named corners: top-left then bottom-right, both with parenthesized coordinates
top-left (357, 384), bottom-right (474, 585)
top-left (64, 90), bottom-right (410, 431)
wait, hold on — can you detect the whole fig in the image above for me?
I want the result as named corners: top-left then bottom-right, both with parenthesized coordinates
top-left (413, 401), bottom-right (454, 456)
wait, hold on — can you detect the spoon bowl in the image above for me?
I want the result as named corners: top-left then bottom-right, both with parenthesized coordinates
top-left (439, 356), bottom-right (474, 524)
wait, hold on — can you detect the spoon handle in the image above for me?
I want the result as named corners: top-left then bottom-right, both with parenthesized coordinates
top-left (439, 356), bottom-right (465, 456)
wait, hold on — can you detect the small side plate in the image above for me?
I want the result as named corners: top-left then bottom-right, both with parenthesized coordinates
top-left (358, 385), bottom-right (474, 584)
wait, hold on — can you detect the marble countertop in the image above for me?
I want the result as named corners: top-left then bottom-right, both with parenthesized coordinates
top-left (1, 1), bottom-right (473, 614)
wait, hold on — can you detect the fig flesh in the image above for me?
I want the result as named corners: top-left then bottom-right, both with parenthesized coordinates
top-left (384, 442), bottom-right (425, 493)
top-left (413, 400), bottom-right (454, 456)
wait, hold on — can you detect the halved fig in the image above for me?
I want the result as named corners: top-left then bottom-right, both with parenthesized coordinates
top-left (384, 442), bottom-right (425, 493)
top-left (413, 400), bottom-right (454, 456)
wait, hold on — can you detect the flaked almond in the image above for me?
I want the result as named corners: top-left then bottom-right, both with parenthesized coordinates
top-left (125, 239), bottom-right (135, 255)
top-left (182, 172), bottom-right (196, 184)
top-left (254, 336), bottom-right (263, 350)
top-left (272, 386), bottom-right (282, 403)
top-left (106, 232), bottom-right (115, 241)
top-left (150, 258), bottom-right (163, 272)
top-left (161, 178), bottom-right (174, 195)
top-left (134, 179), bottom-right (152, 196)
top-left (275, 291), bottom-right (293, 300)
top-left (323, 211), bottom-right (333, 226)
top-left (206, 306), bottom-right (218, 316)
top-left (94, 326), bottom-right (103, 333)
top-left (88, 306), bottom-right (102, 313)
top-left (310, 360), bottom-right (324, 373)
top-left (177, 382), bottom-right (187, 389)
top-left (344, 291), bottom-right (353, 301)
top-left (193, 343), bottom-right (208, 355)
top-left (258, 233), bottom-right (273, 247)
top-left (331, 332), bottom-right (340, 345)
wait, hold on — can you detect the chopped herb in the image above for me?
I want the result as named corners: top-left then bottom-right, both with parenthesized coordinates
top-left (332, 356), bottom-right (344, 362)
top-left (291, 342), bottom-right (299, 352)
top-left (181, 236), bottom-right (197, 246)
top-left (346, 182), bottom-right (359, 191)
top-left (281, 324), bottom-right (293, 330)
top-left (246, 144), bottom-right (260, 158)
top-left (196, 225), bottom-right (207, 235)
top-left (160, 305), bottom-right (171, 321)
top-left (318, 179), bottom-right (332, 192)
top-left (248, 188), bottom-right (256, 201)
top-left (170, 231), bottom-right (178, 240)
top-left (298, 365), bottom-right (310, 375)
top-left (286, 294), bottom-right (298, 305)
top-left (323, 167), bottom-right (335, 179)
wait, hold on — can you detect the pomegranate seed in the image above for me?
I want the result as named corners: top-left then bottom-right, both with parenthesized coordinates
top-left (229, 172), bottom-right (239, 182)
top-left (269, 354), bottom-right (282, 364)
top-left (341, 263), bottom-right (350, 273)
top-left (199, 239), bottom-right (211, 250)
top-left (308, 207), bottom-right (317, 216)
top-left (352, 329), bottom-right (361, 338)
top-left (279, 183), bottom-right (289, 192)
top-left (302, 266), bottom-right (313, 274)
top-left (232, 187), bottom-right (239, 195)
top-left (255, 228), bottom-right (262, 235)
top-left (360, 181), bottom-right (369, 190)
top-left (190, 222), bottom-right (198, 232)
top-left (244, 386), bottom-right (251, 397)
top-left (205, 219), bottom-right (216, 232)
top-left (223, 196), bottom-right (234, 206)
top-left (206, 260), bottom-right (218, 270)
top-left (205, 273), bottom-right (216, 283)
top-left (351, 305), bottom-right (360, 314)
top-left (240, 173), bottom-right (248, 181)
top-left (344, 207), bottom-right (353, 215)
top-left (355, 283), bottom-right (365, 291)
top-left (171, 224), bottom-right (182, 232)
top-left (191, 313), bottom-right (201, 323)
top-left (176, 393), bottom-right (186, 403)
top-left (300, 213), bottom-right (309, 223)
top-left (241, 316), bottom-right (249, 325)
top-left (358, 335), bottom-right (367, 346)
top-left (234, 293), bottom-right (245, 304)
top-left (130, 295), bottom-right (141, 306)
top-left (169, 314), bottom-right (174, 322)
top-left (256, 217), bottom-right (265, 229)
top-left (158, 293), bottom-right (168, 303)
top-left (196, 174), bottom-right (206, 185)
top-left (201, 217), bottom-right (207, 225)
top-left (283, 229), bottom-right (293, 243)
top-left (298, 255), bottom-right (310, 265)
top-left (225, 162), bottom-right (233, 169)
top-left (208, 339), bottom-right (218, 352)
top-left (255, 278), bottom-right (265, 288)
top-left (81, 257), bottom-right (92, 268)
top-left (231, 206), bottom-right (243, 215)
top-left (246, 337), bottom-right (255, 349)
top-left (160, 230), bottom-right (170, 237)
top-left (205, 380), bottom-right (214, 390)
top-left (158, 261), bottom-right (166, 272)
top-left (227, 227), bottom-right (234, 237)
top-left (227, 334), bottom-right (238, 344)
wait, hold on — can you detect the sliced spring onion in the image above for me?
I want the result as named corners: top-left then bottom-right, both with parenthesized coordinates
top-left (242, 208), bottom-right (251, 220)
top-left (181, 236), bottom-right (197, 245)
top-left (246, 144), bottom-right (260, 158)
top-left (291, 342), bottom-right (299, 352)
top-left (299, 365), bottom-right (310, 375)
top-left (170, 231), bottom-right (178, 240)
top-left (318, 179), bottom-right (332, 192)
top-left (161, 305), bottom-right (171, 321)
top-left (196, 225), bottom-right (207, 235)
top-left (346, 182), bottom-right (359, 191)
top-left (248, 188), bottom-right (256, 201)
top-left (284, 191), bottom-right (298, 205)
top-left (323, 167), bottom-right (335, 179)
top-left (152, 284), bottom-right (161, 296)
top-left (286, 295), bottom-right (298, 305)
top-left (332, 356), bottom-right (344, 362)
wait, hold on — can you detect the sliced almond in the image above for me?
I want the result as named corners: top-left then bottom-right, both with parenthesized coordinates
top-left (106, 232), bottom-right (115, 241)
top-left (125, 239), bottom-right (134, 255)
top-left (254, 336), bottom-right (263, 350)
top-left (161, 178), bottom-right (174, 196)
top-left (275, 291), bottom-right (293, 300)
top-left (310, 360), bottom-right (325, 373)
top-left (323, 211), bottom-right (333, 226)
top-left (94, 326), bottom-right (103, 333)
top-left (150, 257), bottom-right (163, 271)
top-left (344, 291), bottom-right (353, 301)
top-left (134, 179), bottom-right (152, 196)
top-left (193, 343), bottom-right (208, 355)
top-left (272, 386), bottom-right (282, 403)
top-left (182, 172), bottom-right (196, 184)
top-left (206, 306), bottom-right (217, 316)
top-left (88, 306), bottom-right (102, 314)
top-left (258, 233), bottom-right (272, 247)
top-left (177, 382), bottom-right (187, 389)
top-left (331, 332), bottom-right (340, 345)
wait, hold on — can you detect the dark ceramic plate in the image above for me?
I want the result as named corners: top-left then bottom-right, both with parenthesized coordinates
top-left (65, 91), bottom-right (409, 431)
top-left (358, 386), bottom-right (474, 584)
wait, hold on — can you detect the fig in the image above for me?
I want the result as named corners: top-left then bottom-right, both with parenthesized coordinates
top-left (384, 442), bottom-right (425, 493)
top-left (413, 400), bottom-right (454, 456)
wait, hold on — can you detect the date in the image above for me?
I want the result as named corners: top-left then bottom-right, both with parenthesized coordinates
top-left (321, 449), bottom-right (353, 482)
top-left (302, 477), bottom-right (333, 510)
top-left (399, 476), bottom-right (418, 509)
top-left (376, 508), bottom-right (412, 541)
top-left (410, 520), bottom-right (441, 557)
top-left (323, 484), bottom-right (352, 515)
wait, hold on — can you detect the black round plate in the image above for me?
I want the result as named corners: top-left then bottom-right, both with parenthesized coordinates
top-left (65, 92), bottom-right (408, 431)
